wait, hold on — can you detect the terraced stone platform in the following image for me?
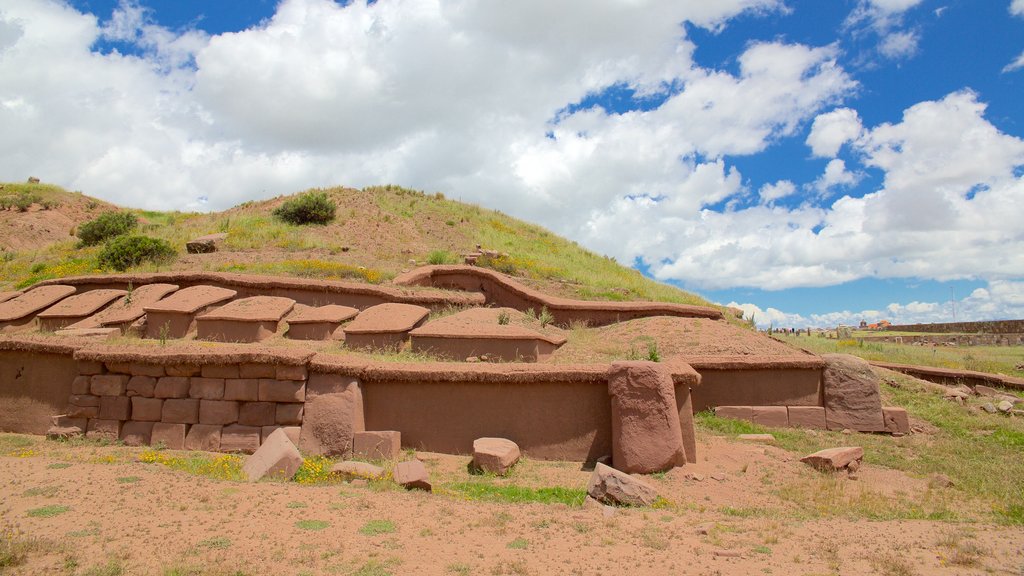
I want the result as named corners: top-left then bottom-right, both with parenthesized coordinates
top-left (143, 285), bottom-right (237, 339)
top-left (410, 307), bottom-right (567, 362)
top-left (36, 289), bottom-right (127, 332)
top-left (0, 285), bottom-right (76, 332)
top-left (196, 296), bottom-right (296, 343)
top-left (343, 303), bottom-right (430, 350)
top-left (66, 283), bottom-right (179, 334)
top-left (285, 304), bottom-right (359, 340)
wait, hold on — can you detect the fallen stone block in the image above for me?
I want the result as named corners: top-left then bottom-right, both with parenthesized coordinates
top-left (823, 354), bottom-right (885, 432)
top-left (607, 361), bottom-right (686, 474)
top-left (800, 446), bottom-right (864, 471)
top-left (472, 437), bottom-right (521, 476)
top-left (186, 232), bottom-right (227, 254)
top-left (242, 427), bottom-right (303, 482)
top-left (330, 461), bottom-right (385, 481)
top-left (353, 431), bottom-right (402, 461)
top-left (587, 462), bottom-right (658, 507)
top-left (393, 460), bottom-right (431, 491)
top-left (184, 424), bottom-right (222, 452)
top-left (882, 407), bottom-right (910, 434)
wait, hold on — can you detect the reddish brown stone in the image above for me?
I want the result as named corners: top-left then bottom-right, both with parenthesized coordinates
top-left (587, 462), bottom-right (659, 507)
top-left (151, 422), bottom-right (187, 449)
top-left (607, 362), bottom-right (686, 474)
top-left (199, 400), bottom-right (239, 425)
top-left (105, 362), bottom-right (132, 374)
top-left (131, 397), bottom-right (163, 422)
top-left (224, 378), bottom-right (259, 401)
top-left (99, 396), bottom-right (131, 421)
top-left (126, 375), bottom-right (156, 397)
top-left (162, 398), bottom-right (199, 424)
top-left (90, 374), bottom-right (128, 396)
top-left (239, 402), bottom-right (276, 427)
top-left (77, 361), bottom-right (105, 375)
top-left (305, 373), bottom-right (359, 398)
top-left (202, 364), bottom-right (240, 379)
top-left (276, 403), bottom-right (303, 425)
top-left (166, 364), bottom-right (201, 377)
top-left (823, 354), bottom-right (885, 432)
top-left (154, 376), bottom-right (190, 399)
top-left (221, 424), bottom-right (260, 454)
top-left (67, 405), bottom-right (99, 419)
top-left (189, 377), bottom-right (225, 400)
top-left (120, 421), bottom-right (154, 446)
top-left (788, 406), bottom-right (826, 429)
top-left (129, 363), bottom-right (165, 377)
top-left (353, 431), bottom-right (402, 461)
top-left (472, 437), bottom-right (520, 476)
top-left (69, 394), bottom-right (100, 407)
top-left (242, 428), bottom-right (303, 482)
top-left (751, 406), bottom-right (789, 428)
top-left (258, 379), bottom-right (305, 403)
top-left (882, 407), bottom-right (910, 434)
top-left (714, 406), bottom-right (753, 421)
top-left (71, 375), bottom-right (91, 395)
top-left (800, 446), bottom-right (864, 471)
top-left (184, 424), bottom-right (222, 452)
top-left (299, 378), bottom-right (363, 457)
top-left (275, 365), bottom-right (307, 381)
top-left (86, 418), bottom-right (122, 441)
top-left (261, 426), bottom-right (300, 445)
top-left (392, 460), bottom-right (431, 491)
top-left (239, 364), bottom-right (276, 379)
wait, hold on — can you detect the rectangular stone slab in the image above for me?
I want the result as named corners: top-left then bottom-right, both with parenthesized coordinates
top-left (68, 283), bottom-right (179, 330)
top-left (0, 285), bottom-right (76, 325)
top-left (344, 303), bottom-right (429, 337)
top-left (37, 289), bottom-right (127, 331)
top-left (144, 285), bottom-right (237, 338)
top-left (197, 296), bottom-right (296, 322)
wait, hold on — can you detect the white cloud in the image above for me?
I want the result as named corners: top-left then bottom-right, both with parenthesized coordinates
top-left (878, 29), bottom-right (919, 59)
top-left (1012, 0), bottom-right (1024, 17)
top-left (807, 108), bottom-right (863, 157)
top-left (813, 159), bottom-right (859, 194)
top-left (759, 180), bottom-right (796, 204)
top-left (1004, 51), bottom-right (1024, 73)
top-left (844, 0), bottom-right (923, 61)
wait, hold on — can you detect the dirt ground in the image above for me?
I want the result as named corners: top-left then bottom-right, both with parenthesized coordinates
top-left (2, 431), bottom-right (1022, 576)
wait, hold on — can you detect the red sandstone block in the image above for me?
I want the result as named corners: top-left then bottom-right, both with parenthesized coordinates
top-left (151, 422), bottom-right (187, 449)
top-left (71, 375), bottom-right (91, 395)
top-left (305, 373), bottom-right (360, 398)
top-left (262, 426), bottom-right (300, 445)
top-left (276, 403), bottom-right (303, 425)
top-left (120, 421), bottom-right (154, 446)
top-left (127, 375), bottom-right (156, 397)
top-left (184, 424), bottom-right (222, 451)
top-left (129, 363), bottom-right (165, 377)
top-left (714, 406), bottom-right (753, 421)
top-left (788, 406), bottom-right (827, 429)
top-left (259, 379), bottom-right (305, 403)
top-left (154, 377), bottom-right (190, 399)
top-left (86, 418), bottom-right (121, 440)
top-left (99, 396), bottom-right (131, 421)
top-left (77, 361), bottom-right (105, 375)
top-left (275, 365), bottom-right (307, 381)
top-left (239, 363), bottom-right (276, 379)
top-left (90, 374), bottom-right (128, 396)
top-left (883, 407), bottom-right (911, 434)
top-left (199, 400), bottom-right (239, 425)
top-left (166, 364), bottom-right (201, 377)
top-left (105, 362), bottom-right (132, 374)
top-left (67, 405), bottom-right (99, 419)
top-left (131, 397), bottom-right (163, 422)
top-left (69, 394), bottom-right (100, 407)
top-left (353, 431), bottom-right (401, 461)
top-left (224, 379), bottom-right (260, 401)
top-left (239, 402), bottom-right (276, 427)
top-left (751, 406), bottom-right (789, 428)
top-left (189, 377), bottom-right (225, 400)
top-left (221, 424), bottom-right (260, 454)
top-left (202, 364), bottom-right (240, 379)
top-left (162, 398), bottom-right (200, 424)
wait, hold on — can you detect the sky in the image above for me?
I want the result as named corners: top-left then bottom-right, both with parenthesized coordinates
top-left (1, 0), bottom-right (1023, 328)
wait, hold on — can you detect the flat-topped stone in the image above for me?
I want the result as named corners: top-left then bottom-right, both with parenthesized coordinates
top-left (186, 232), bottom-right (228, 254)
top-left (343, 303), bottom-right (430, 350)
top-left (144, 285), bottom-right (237, 339)
top-left (68, 283), bottom-right (179, 331)
top-left (0, 291), bottom-right (23, 304)
top-left (0, 285), bottom-right (76, 329)
top-left (196, 296), bottom-right (295, 343)
top-left (285, 304), bottom-right (359, 340)
top-left (37, 289), bottom-right (127, 331)
top-left (410, 307), bottom-right (567, 361)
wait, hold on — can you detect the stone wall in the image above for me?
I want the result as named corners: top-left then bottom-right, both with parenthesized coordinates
top-left (862, 333), bottom-right (1024, 346)
top-left (0, 342), bottom-right (78, 434)
top-left (884, 319), bottom-right (1024, 335)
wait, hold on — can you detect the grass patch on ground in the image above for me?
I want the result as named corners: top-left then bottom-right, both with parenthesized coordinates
top-left (26, 505), bottom-right (70, 518)
top-left (294, 520), bottom-right (330, 531)
top-left (213, 259), bottom-right (387, 284)
top-left (358, 520), bottom-right (396, 536)
top-left (441, 481), bottom-right (587, 507)
top-left (138, 449), bottom-right (245, 482)
top-left (0, 525), bottom-right (63, 569)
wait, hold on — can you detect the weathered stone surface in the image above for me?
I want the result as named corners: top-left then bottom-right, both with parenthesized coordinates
top-left (353, 431), bottom-right (402, 461)
top-left (787, 406), bottom-right (827, 429)
top-left (189, 377), bottom-right (225, 400)
top-left (298, 378), bottom-right (363, 457)
top-left (71, 375), bottom-right (91, 395)
top-left (587, 462), bottom-right (658, 507)
top-left (997, 400), bottom-right (1014, 413)
top-left (751, 406), bottom-right (789, 428)
top-left (261, 426), bottom-right (300, 445)
top-left (330, 461), bottom-right (385, 481)
top-left (127, 375), bottom-right (156, 397)
top-left (69, 394), bottom-right (100, 407)
top-left (154, 376), bottom-right (190, 399)
top-left (242, 428), bottom-right (303, 482)
top-left (166, 364), bottom-right (200, 377)
top-left (607, 362), bottom-right (686, 474)
top-left (393, 460), bottom-right (431, 491)
top-left (258, 379), bottom-right (305, 403)
top-left (822, 354), bottom-right (885, 432)
top-left (239, 402), bottom-right (276, 427)
top-left (714, 406), bottom-right (753, 421)
top-left (99, 396), bottom-right (131, 421)
top-left (78, 360), bottom-right (105, 375)
top-left (224, 378), bottom-right (259, 401)
top-left (975, 385), bottom-right (1000, 397)
top-left (51, 415), bottom-right (87, 430)
top-left (202, 364), bottom-right (239, 379)
top-left (276, 403), bottom-right (304, 425)
top-left (800, 446), bottom-right (864, 471)
top-left (472, 437), bottom-right (520, 476)
top-left (120, 421), bottom-right (154, 446)
top-left (162, 398), bottom-right (199, 424)
top-left (151, 422), bottom-right (187, 449)
top-left (199, 400), bottom-right (239, 425)
top-left (130, 397), bottom-right (163, 422)
top-left (186, 233), bottom-right (227, 254)
top-left (220, 424), bottom-right (260, 454)
top-left (86, 419), bottom-right (122, 441)
top-left (184, 424), bottom-right (222, 451)
top-left (239, 364), bottom-right (276, 379)
top-left (276, 365), bottom-right (308, 381)
top-left (90, 374), bottom-right (128, 396)
top-left (67, 404), bottom-right (99, 418)
top-left (882, 407), bottom-right (911, 434)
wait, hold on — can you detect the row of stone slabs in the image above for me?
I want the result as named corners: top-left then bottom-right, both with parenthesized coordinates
top-left (0, 284), bottom-right (567, 361)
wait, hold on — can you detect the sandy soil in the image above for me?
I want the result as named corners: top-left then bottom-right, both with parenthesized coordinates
top-left (2, 432), bottom-right (1021, 576)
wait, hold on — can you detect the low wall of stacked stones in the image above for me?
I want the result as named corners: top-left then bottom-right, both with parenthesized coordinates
top-left (861, 333), bottom-right (1024, 346)
top-left (884, 319), bottom-right (1024, 335)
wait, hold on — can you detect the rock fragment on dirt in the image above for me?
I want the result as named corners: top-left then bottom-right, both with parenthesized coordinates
top-left (393, 460), bottom-right (431, 491)
top-left (330, 461), bottom-right (385, 481)
top-left (472, 437), bottom-right (521, 476)
top-left (242, 428), bottom-right (303, 482)
top-left (799, 446), bottom-right (864, 472)
top-left (186, 233), bottom-right (227, 254)
top-left (822, 354), bottom-right (885, 432)
top-left (586, 462), bottom-right (658, 507)
top-left (607, 361), bottom-right (686, 474)
top-left (997, 400), bottom-right (1014, 413)
top-left (981, 403), bottom-right (997, 414)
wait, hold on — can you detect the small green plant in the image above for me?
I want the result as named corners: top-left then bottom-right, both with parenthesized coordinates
top-left (76, 211), bottom-right (138, 246)
top-left (506, 537), bottom-right (528, 550)
top-left (646, 341), bottom-right (661, 362)
top-left (273, 191), bottom-right (336, 225)
top-left (286, 501), bottom-right (307, 509)
top-left (97, 235), bottom-right (175, 271)
top-left (427, 250), bottom-right (454, 265)
top-left (115, 476), bottom-right (140, 484)
top-left (158, 322), bottom-right (170, 346)
top-left (359, 519), bottom-right (396, 536)
top-left (294, 520), bottom-right (330, 531)
top-left (123, 282), bottom-right (133, 307)
top-left (537, 306), bottom-right (554, 328)
top-left (27, 505), bottom-right (70, 518)
top-left (497, 310), bottom-right (511, 325)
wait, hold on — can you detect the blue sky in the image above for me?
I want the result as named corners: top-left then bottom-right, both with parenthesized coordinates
top-left (2, 0), bottom-right (1024, 327)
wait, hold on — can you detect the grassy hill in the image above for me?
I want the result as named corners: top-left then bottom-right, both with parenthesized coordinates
top-left (0, 182), bottom-right (717, 309)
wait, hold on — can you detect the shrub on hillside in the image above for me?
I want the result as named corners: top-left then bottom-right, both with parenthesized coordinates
top-left (272, 191), bottom-right (336, 225)
top-left (98, 235), bottom-right (175, 271)
top-left (77, 211), bottom-right (138, 246)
